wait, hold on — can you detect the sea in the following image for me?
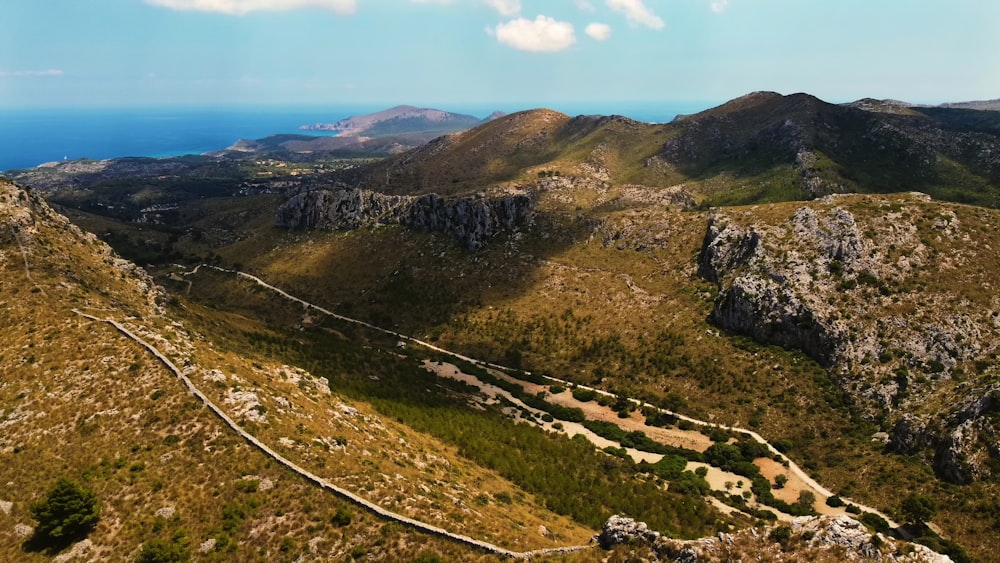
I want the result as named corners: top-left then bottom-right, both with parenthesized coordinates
top-left (0, 102), bottom-right (713, 172)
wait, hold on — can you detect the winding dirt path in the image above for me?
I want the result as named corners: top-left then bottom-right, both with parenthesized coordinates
top-left (10, 224), bottom-right (47, 296)
top-left (176, 264), bottom-right (901, 529)
top-left (73, 309), bottom-right (593, 560)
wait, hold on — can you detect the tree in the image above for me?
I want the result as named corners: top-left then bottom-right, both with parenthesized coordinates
top-left (29, 478), bottom-right (101, 547)
top-left (797, 490), bottom-right (816, 509)
top-left (774, 474), bottom-right (788, 489)
top-left (901, 493), bottom-right (937, 525)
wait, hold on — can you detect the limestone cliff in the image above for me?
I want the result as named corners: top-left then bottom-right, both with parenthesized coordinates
top-left (598, 514), bottom-right (952, 562)
top-left (275, 187), bottom-right (532, 251)
top-left (698, 192), bottom-right (1000, 483)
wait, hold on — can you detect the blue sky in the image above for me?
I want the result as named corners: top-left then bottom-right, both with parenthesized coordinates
top-left (1, 0), bottom-right (998, 109)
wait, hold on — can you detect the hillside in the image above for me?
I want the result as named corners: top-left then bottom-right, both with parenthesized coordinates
top-left (3, 180), bottom-right (959, 561)
top-left (6, 91), bottom-right (1000, 561)
top-left (300, 105), bottom-right (487, 137)
top-left (0, 179), bottom-right (609, 560)
top-left (940, 99), bottom-right (1000, 111)
top-left (327, 92), bottom-right (1000, 208)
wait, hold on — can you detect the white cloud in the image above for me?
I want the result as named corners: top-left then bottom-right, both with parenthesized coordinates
top-left (410, 0), bottom-right (454, 4)
top-left (575, 0), bottom-right (596, 12)
top-left (493, 15), bottom-right (575, 53)
top-left (145, 0), bottom-right (357, 15)
top-left (585, 22), bottom-right (611, 41)
top-left (606, 0), bottom-right (664, 30)
top-left (0, 69), bottom-right (63, 78)
top-left (485, 0), bottom-right (520, 16)
top-left (711, 0), bottom-right (730, 13)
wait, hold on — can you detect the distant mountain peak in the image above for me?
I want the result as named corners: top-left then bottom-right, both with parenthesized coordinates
top-left (300, 105), bottom-right (487, 136)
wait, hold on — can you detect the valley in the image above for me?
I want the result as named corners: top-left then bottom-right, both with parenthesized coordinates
top-left (3, 92), bottom-right (1000, 562)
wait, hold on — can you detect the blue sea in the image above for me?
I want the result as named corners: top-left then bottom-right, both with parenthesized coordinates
top-left (0, 102), bottom-right (712, 172)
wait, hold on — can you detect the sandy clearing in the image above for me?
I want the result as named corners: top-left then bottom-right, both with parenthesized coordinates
top-left (183, 263), bottom-right (900, 530)
top-left (756, 457), bottom-right (842, 517)
top-left (422, 360), bottom-right (663, 465)
top-left (486, 370), bottom-right (714, 452)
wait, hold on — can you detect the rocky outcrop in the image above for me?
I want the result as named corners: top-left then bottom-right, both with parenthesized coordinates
top-left (698, 193), bottom-right (1000, 482)
top-left (598, 514), bottom-right (952, 562)
top-left (275, 188), bottom-right (408, 230)
top-left (933, 384), bottom-right (1000, 484)
top-left (275, 187), bottom-right (532, 251)
top-left (597, 514), bottom-right (662, 549)
top-left (404, 193), bottom-right (531, 251)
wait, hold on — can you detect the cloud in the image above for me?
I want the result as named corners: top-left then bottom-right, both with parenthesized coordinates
top-left (410, 0), bottom-right (453, 4)
top-left (585, 23), bottom-right (611, 41)
top-left (606, 0), bottom-right (664, 30)
top-left (575, 0), bottom-right (596, 12)
top-left (485, 0), bottom-right (520, 16)
top-left (711, 0), bottom-right (730, 13)
top-left (492, 15), bottom-right (575, 53)
top-left (0, 69), bottom-right (63, 78)
top-left (145, 0), bottom-right (357, 15)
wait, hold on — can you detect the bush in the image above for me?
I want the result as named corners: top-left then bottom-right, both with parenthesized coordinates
top-left (826, 495), bottom-right (845, 508)
top-left (135, 538), bottom-right (190, 563)
top-left (331, 507), bottom-right (353, 527)
top-left (769, 525), bottom-right (792, 545)
top-left (571, 387), bottom-right (597, 402)
top-left (859, 512), bottom-right (891, 534)
top-left (797, 490), bottom-right (816, 510)
top-left (708, 428), bottom-right (731, 443)
top-left (29, 478), bottom-right (101, 548)
top-left (901, 493), bottom-right (937, 524)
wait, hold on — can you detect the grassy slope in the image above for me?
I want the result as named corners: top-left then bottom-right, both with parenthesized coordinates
top-left (347, 94), bottom-right (1000, 210)
top-left (159, 190), bottom-right (997, 561)
top-left (0, 181), bottom-right (608, 561)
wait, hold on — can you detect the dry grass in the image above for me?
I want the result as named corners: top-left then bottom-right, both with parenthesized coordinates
top-left (2, 179), bottom-right (592, 561)
top-left (173, 186), bottom-right (1000, 560)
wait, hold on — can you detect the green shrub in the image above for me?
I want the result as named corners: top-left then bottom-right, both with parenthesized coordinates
top-left (859, 512), bottom-right (891, 534)
top-left (901, 493), bottom-right (937, 524)
top-left (135, 537), bottom-right (190, 563)
top-left (825, 495), bottom-right (845, 508)
top-left (571, 387), bottom-right (597, 402)
top-left (331, 507), bottom-right (353, 527)
top-left (769, 525), bottom-right (792, 545)
top-left (29, 478), bottom-right (101, 547)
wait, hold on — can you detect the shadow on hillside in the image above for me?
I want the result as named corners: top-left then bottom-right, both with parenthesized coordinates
top-left (175, 207), bottom-right (608, 371)
top-left (21, 528), bottom-right (89, 556)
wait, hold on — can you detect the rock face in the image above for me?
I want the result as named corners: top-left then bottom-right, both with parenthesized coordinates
top-left (597, 514), bottom-right (662, 548)
top-left (274, 188), bottom-right (409, 231)
top-left (599, 514), bottom-right (952, 562)
top-left (275, 187), bottom-right (532, 251)
top-left (698, 193), bottom-right (1000, 482)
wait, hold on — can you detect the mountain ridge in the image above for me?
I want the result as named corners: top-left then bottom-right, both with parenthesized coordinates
top-left (5, 91), bottom-right (1000, 560)
top-left (299, 104), bottom-right (494, 136)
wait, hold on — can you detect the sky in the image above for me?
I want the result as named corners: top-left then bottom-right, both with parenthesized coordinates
top-left (1, 0), bottom-right (998, 109)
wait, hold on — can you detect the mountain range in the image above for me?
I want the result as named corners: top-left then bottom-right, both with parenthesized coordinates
top-left (3, 91), bottom-right (999, 562)
top-left (226, 106), bottom-right (505, 158)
